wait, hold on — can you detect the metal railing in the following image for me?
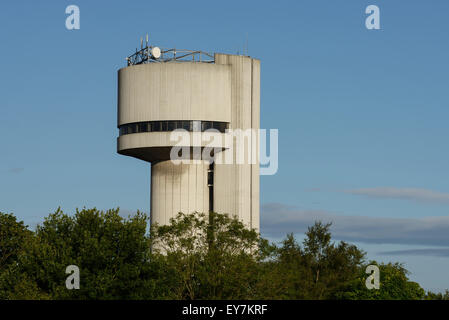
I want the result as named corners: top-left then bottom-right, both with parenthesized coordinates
top-left (126, 46), bottom-right (214, 66)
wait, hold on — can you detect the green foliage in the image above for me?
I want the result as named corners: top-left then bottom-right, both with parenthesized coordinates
top-left (0, 212), bottom-right (32, 270)
top-left (0, 212), bottom-right (47, 299)
top-left (425, 290), bottom-right (449, 300)
top-left (255, 222), bottom-right (366, 299)
top-left (0, 209), bottom-right (438, 300)
top-left (151, 211), bottom-right (262, 299)
top-left (1, 208), bottom-right (153, 299)
top-left (338, 262), bottom-right (425, 300)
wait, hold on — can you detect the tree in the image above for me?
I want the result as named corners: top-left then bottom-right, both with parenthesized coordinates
top-left (262, 233), bottom-right (311, 299)
top-left (0, 209), bottom-right (442, 300)
top-left (260, 221), bottom-right (366, 299)
top-left (425, 290), bottom-right (449, 300)
top-left (150, 211), bottom-right (264, 299)
top-left (339, 262), bottom-right (425, 300)
top-left (7, 208), bottom-right (153, 299)
top-left (0, 212), bottom-right (46, 299)
top-left (0, 212), bottom-right (32, 271)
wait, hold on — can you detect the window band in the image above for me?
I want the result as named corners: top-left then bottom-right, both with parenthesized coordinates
top-left (119, 120), bottom-right (228, 136)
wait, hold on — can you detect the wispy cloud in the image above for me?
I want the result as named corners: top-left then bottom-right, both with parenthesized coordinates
top-left (378, 248), bottom-right (449, 258)
top-left (343, 187), bottom-right (449, 205)
top-left (9, 167), bottom-right (24, 174)
top-left (261, 203), bottom-right (449, 247)
top-left (304, 188), bottom-right (321, 192)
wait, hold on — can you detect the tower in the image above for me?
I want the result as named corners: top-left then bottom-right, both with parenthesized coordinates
top-left (117, 43), bottom-right (260, 231)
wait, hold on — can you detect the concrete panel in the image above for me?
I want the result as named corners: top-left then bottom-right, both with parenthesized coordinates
top-left (151, 160), bottom-right (210, 226)
top-left (118, 63), bottom-right (231, 126)
top-left (251, 59), bottom-right (261, 232)
top-left (117, 131), bottom-right (231, 162)
top-left (213, 54), bottom-right (260, 230)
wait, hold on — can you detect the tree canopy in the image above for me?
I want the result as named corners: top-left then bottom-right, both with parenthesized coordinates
top-left (0, 209), bottom-right (445, 300)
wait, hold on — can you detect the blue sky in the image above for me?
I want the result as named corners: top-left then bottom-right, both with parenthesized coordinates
top-left (1, 0), bottom-right (449, 292)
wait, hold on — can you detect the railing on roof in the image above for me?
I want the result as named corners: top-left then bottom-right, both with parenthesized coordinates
top-left (126, 45), bottom-right (214, 66)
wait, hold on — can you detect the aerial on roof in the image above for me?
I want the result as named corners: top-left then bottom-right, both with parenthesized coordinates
top-left (126, 35), bottom-right (214, 65)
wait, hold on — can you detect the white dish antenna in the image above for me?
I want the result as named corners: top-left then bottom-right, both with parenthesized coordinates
top-left (151, 47), bottom-right (161, 59)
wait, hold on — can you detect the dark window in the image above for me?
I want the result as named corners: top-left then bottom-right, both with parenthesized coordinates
top-left (183, 121), bottom-right (191, 131)
top-left (168, 121), bottom-right (176, 131)
top-left (129, 123), bottom-right (137, 134)
top-left (137, 123), bottom-right (143, 133)
top-left (161, 121), bottom-right (168, 131)
top-left (208, 162), bottom-right (214, 212)
top-left (209, 187), bottom-right (214, 212)
top-left (212, 122), bottom-right (227, 133)
top-left (119, 121), bottom-right (229, 136)
top-left (208, 171), bottom-right (213, 186)
top-left (202, 121), bottom-right (212, 131)
top-left (140, 122), bottom-right (149, 132)
top-left (153, 121), bottom-right (161, 132)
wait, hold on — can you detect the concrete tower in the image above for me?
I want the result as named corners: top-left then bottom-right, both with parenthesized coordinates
top-left (117, 44), bottom-right (260, 231)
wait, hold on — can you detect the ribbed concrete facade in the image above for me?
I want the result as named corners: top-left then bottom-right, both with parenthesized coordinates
top-left (117, 53), bottom-right (260, 231)
top-left (214, 54), bottom-right (260, 231)
top-left (151, 161), bottom-right (209, 226)
top-left (118, 63), bottom-right (231, 124)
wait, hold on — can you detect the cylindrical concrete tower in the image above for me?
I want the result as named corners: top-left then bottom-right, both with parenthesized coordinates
top-left (117, 46), bottom-right (259, 231)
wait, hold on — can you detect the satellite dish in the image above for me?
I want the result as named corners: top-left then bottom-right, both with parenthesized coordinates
top-left (151, 47), bottom-right (161, 59)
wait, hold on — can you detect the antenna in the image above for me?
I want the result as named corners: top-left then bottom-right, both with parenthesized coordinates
top-left (126, 47), bottom-right (214, 65)
top-left (146, 34), bottom-right (149, 46)
top-left (140, 37), bottom-right (143, 49)
top-left (151, 47), bottom-right (161, 59)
